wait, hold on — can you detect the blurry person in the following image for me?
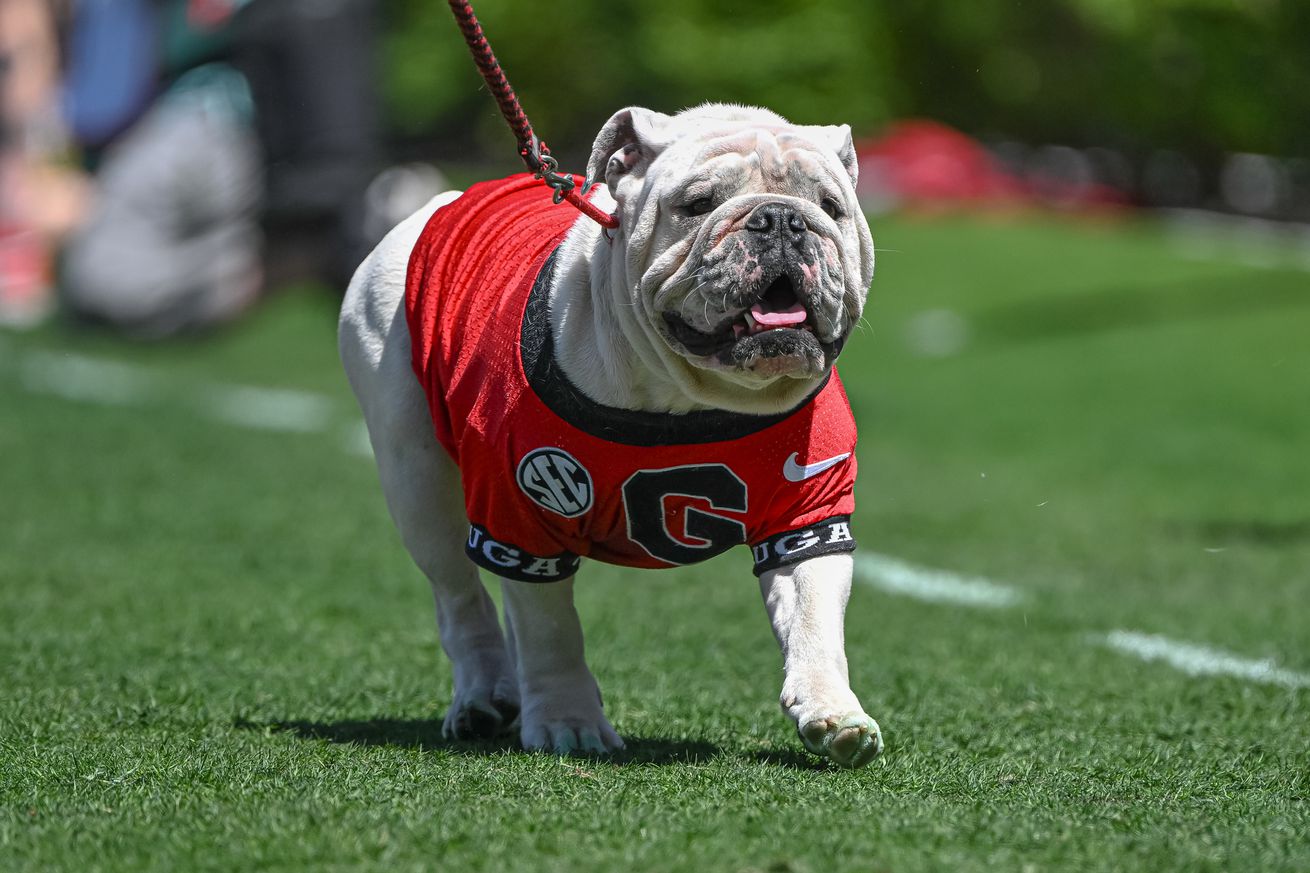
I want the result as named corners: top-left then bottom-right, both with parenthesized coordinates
top-left (0, 0), bottom-right (89, 327)
top-left (60, 0), bottom-right (393, 337)
top-left (60, 0), bottom-right (264, 337)
top-left (8, 0), bottom-right (406, 338)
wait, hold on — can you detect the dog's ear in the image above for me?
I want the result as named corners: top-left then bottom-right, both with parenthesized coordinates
top-left (587, 107), bottom-right (673, 194)
top-left (811, 124), bottom-right (859, 187)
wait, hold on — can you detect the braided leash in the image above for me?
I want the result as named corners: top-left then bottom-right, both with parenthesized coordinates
top-left (447, 0), bottom-right (620, 230)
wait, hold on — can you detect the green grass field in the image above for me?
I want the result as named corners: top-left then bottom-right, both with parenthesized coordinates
top-left (2, 212), bottom-right (1308, 871)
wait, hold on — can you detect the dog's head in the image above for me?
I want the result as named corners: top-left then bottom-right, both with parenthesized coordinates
top-left (588, 104), bottom-right (874, 409)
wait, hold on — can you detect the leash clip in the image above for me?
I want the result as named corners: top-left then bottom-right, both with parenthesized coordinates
top-left (520, 135), bottom-right (576, 204)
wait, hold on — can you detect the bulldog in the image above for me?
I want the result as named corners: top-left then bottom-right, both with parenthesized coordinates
top-left (338, 104), bottom-right (881, 767)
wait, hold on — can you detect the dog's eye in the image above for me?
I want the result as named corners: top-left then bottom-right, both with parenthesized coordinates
top-left (820, 196), bottom-right (844, 219)
top-left (682, 197), bottom-right (715, 217)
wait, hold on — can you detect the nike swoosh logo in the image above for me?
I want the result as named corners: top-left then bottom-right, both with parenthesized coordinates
top-left (782, 451), bottom-right (851, 482)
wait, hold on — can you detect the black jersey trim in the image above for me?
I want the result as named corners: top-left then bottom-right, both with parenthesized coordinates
top-left (750, 516), bottom-right (857, 577)
top-left (520, 248), bottom-right (830, 447)
top-left (465, 524), bottom-right (580, 583)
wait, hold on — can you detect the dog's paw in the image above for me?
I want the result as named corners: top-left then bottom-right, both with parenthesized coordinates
top-left (519, 682), bottom-right (624, 755)
top-left (799, 712), bottom-right (883, 768)
top-left (522, 713), bottom-right (624, 755)
top-left (441, 680), bottom-right (520, 740)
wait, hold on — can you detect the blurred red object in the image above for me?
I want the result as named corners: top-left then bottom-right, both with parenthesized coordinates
top-left (856, 119), bottom-right (1127, 213)
top-left (0, 224), bottom-right (53, 327)
top-left (857, 120), bottom-right (1027, 209)
top-left (187, 0), bottom-right (241, 29)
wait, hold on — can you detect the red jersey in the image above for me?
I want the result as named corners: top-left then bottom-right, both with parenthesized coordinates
top-left (405, 175), bottom-right (859, 583)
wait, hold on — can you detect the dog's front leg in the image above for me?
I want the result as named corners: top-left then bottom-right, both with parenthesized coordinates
top-left (500, 576), bottom-right (624, 755)
top-left (759, 552), bottom-right (883, 767)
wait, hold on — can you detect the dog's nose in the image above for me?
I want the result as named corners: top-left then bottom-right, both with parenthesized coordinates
top-left (745, 202), bottom-right (807, 237)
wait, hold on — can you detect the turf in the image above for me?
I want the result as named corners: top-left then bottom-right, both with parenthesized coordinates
top-left (1, 213), bottom-right (1307, 872)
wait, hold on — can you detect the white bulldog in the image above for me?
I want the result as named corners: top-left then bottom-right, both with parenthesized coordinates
top-left (338, 104), bottom-right (881, 767)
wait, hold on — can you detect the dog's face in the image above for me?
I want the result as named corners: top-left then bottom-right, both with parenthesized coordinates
top-left (589, 104), bottom-right (875, 398)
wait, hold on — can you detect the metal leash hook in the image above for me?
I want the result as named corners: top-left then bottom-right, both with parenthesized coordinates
top-left (518, 135), bottom-right (574, 204)
top-left (448, 0), bottom-right (620, 230)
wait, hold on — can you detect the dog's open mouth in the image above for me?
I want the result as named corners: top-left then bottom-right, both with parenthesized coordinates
top-left (664, 275), bottom-right (813, 354)
top-left (662, 275), bottom-right (842, 367)
top-left (737, 276), bottom-right (810, 337)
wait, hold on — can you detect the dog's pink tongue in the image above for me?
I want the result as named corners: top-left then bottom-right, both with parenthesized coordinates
top-left (749, 301), bottom-right (808, 328)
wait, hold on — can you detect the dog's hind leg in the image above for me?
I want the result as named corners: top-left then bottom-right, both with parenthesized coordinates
top-left (340, 195), bottom-right (518, 739)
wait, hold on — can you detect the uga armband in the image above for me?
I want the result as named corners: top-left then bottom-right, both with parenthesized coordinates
top-left (750, 516), bottom-right (856, 577)
top-left (465, 524), bottom-right (580, 583)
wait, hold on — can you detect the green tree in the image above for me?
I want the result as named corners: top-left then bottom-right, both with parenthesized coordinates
top-left (385, 0), bottom-right (1310, 159)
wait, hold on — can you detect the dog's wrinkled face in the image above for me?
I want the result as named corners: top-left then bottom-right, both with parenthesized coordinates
top-left (589, 104), bottom-right (875, 397)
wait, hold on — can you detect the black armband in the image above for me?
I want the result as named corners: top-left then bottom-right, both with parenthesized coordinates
top-left (465, 524), bottom-right (580, 583)
top-left (750, 515), bottom-right (856, 577)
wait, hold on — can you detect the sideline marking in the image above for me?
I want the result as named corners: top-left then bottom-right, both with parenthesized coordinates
top-left (1100, 630), bottom-right (1310, 689)
top-left (205, 384), bottom-right (334, 433)
top-left (8, 347), bottom-right (381, 458)
top-left (856, 552), bottom-right (1022, 608)
top-left (19, 350), bottom-right (159, 406)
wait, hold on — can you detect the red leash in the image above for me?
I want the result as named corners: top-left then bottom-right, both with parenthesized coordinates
top-left (447, 0), bottom-right (620, 230)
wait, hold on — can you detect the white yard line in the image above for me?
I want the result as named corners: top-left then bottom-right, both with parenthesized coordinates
top-left (19, 350), bottom-right (161, 406)
top-left (856, 552), bottom-right (1023, 608)
top-left (858, 554), bottom-right (1309, 690)
top-left (1099, 630), bottom-right (1310, 689)
top-left (203, 384), bottom-right (335, 433)
top-left (10, 348), bottom-right (347, 437)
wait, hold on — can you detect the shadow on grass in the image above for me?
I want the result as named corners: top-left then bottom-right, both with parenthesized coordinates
top-left (748, 747), bottom-right (833, 772)
top-left (237, 716), bottom-right (722, 765)
top-left (1187, 517), bottom-right (1310, 547)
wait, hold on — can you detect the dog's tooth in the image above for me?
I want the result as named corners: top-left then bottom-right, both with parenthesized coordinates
top-left (743, 311), bottom-right (757, 333)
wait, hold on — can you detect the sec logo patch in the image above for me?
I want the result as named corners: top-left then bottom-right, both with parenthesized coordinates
top-left (516, 448), bottom-right (594, 517)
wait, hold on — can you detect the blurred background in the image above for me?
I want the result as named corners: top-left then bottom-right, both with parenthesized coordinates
top-left (3, 0), bottom-right (1309, 331)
